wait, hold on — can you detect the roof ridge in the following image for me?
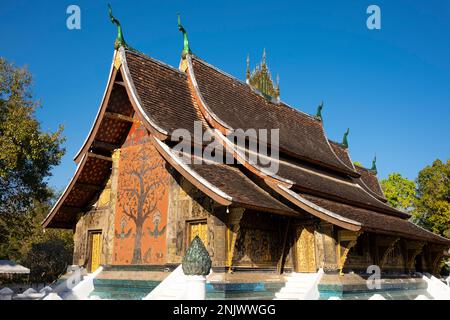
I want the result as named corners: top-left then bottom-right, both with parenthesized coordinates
top-left (328, 139), bottom-right (345, 147)
top-left (124, 49), bottom-right (185, 76)
top-left (190, 55), bottom-right (319, 121)
top-left (355, 164), bottom-right (374, 172)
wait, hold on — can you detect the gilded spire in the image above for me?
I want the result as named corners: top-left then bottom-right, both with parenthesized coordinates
top-left (342, 128), bottom-right (350, 149)
top-left (370, 155), bottom-right (378, 174)
top-left (248, 49), bottom-right (278, 98)
top-left (262, 48), bottom-right (266, 66)
top-left (315, 101), bottom-right (324, 122)
top-left (246, 54), bottom-right (250, 84)
top-left (177, 13), bottom-right (191, 58)
top-left (108, 4), bottom-right (127, 50)
top-left (276, 74), bottom-right (280, 100)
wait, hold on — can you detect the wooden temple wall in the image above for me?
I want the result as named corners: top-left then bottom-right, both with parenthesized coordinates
top-left (72, 149), bottom-right (120, 267)
top-left (339, 231), bottom-right (433, 274)
top-left (165, 173), bottom-right (227, 266)
top-left (231, 212), bottom-right (288, 269)
top-left (71, 120), bottom-right (439, 274)
top-left (314, 222), bottom-right (339, 271)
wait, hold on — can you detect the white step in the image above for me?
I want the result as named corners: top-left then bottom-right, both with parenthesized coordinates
top-left (285, 281), bottom-right (313, 289)
top-left (273, 269), bottom-right (324, 300)
top-left (279, 287), bottom-right (308, 294)
top-left (159, 288), bottom-right (182, 296)
top-left (275, 292), bottom-right (305, 299)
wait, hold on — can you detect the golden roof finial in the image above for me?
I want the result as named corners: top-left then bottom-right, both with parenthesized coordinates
top-left (246, 54), bottom-right (250, 83)
top-left (276, 74), bottom-right (280, 100)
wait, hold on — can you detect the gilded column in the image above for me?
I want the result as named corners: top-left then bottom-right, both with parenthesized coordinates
top-left (104, 148), bottom-right (120, 265)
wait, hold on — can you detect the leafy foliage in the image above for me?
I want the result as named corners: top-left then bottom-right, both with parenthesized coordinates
top-left (412, 159), bottom-right (450, 237)
top-left (24, 237), bottom-right (73, 284)
top-left (0, 57), bottom-right (71, 283)
top-left (381, 173), bottom-right (416, 211)
top-left (0, 58), bottom-right (65, 216)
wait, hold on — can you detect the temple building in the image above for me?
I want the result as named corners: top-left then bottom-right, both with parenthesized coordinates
top-left (43, 10), bottom-right (450, 299)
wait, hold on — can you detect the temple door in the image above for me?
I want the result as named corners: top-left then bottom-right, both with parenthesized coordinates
top-left (188, 220), bottom-right (208, 246)
top-left (90, 231), bottom-right (102, 272)
top-left (295, 225), bottom-right (317, 273)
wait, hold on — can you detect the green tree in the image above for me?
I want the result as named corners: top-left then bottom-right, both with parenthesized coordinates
top-left (381, 173), bottom-right (416, 211)
top-left (0, 58), bottom-right (65, 216)
top-left (413, 159), bottom-right (450, 237)
top-left (24, 236), bottom-right (73, 284)
top-left (0, 57), bottom-right (66, 264)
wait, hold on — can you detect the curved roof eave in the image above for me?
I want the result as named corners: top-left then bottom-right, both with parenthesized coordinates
top-left (118, 48), bottom-right (169, 139)
top-left (212, 127), bottom-right (408, 219)
top-left (73, 51), bottom-right (118, 163)
top-left (213, 129), bottom-right (294, 187)
top-left (322, 127), bottom-right (360, 177)
top-left (186, 54), bottom-right (234, 134)
top-left (268, 182), bottom-right (362, 231)
top-left (353, 165), bottom-right (388, 202)
top-left (151, 136), bottom-right (233, 206)
top-left (73, 48), bottom-right (171, 164)
top-left (186, 55), bottom-right (360, 178)
top-left (42, 153), bottom-right (89, 228)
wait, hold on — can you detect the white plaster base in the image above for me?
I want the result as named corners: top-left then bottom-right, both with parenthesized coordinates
top-left (184, 275), bottom-right (206, 300)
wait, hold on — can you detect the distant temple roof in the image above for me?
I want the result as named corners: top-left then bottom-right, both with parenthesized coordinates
top-left (42, 26), bottom-right (450, 247)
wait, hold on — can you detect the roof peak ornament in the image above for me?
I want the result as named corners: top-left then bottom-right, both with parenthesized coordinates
top-left (246, 54), bottom-right (250, 84)
top-left (342, 128), bottom-right (350, 149)
top-left (262, 48), bottom-right (267, 66)
top-left (370, 155), bottom-right (378, 174)
top-left (177, 13), bottom-right (192, 58)
top-left (275, 74), bottom-right (280, 101)
top-left (247, 50), bottom-right (278, 100)
top-left (108, 4), bottom-right (127, 50)
top-left (315, 101), bottom-right (324, 122)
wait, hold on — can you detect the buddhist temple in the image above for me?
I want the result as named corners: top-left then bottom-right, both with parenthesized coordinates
top-left (42, 9), bottom-right (450, 299)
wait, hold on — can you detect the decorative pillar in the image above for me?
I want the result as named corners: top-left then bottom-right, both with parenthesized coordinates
top-left (210, 206), bottom-right (228, 268)
top-left (319, 222), bottom-right (339, 272)
top-left (379, 237), bottom-right (400, 269)
top-left (337, 230), bottom-right (362, 275)
top-left (182, 236), bottom-right (212, 300)
top-left (104, 148), bottom-right (121, 265)
top-left (406, 242), bottom-right (425, 273)
top-left (226, 208), bottom-right (245, 273)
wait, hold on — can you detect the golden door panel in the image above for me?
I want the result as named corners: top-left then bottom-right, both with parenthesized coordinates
top-left (188, 221), bottom-right (208, 246)
top-left (90, 232), bottom-right (102, 272)
top-left (295, 225), bottom-right (316, 273)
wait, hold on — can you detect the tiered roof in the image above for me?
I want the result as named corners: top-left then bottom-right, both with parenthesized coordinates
top-left (42, 42), bottom-right (450, 246)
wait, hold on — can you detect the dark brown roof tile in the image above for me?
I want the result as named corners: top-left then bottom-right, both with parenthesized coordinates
top-left (190, 57), bottom-right (357, 176)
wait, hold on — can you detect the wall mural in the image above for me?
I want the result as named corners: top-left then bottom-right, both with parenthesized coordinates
top-left (113, 122), bottom-right (169, 265)
top-left (233, 227), bottom-right (282, 266)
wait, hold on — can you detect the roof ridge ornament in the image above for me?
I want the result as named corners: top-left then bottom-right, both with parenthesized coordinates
top-left (178, 13), bottom-right (192, 58)
top-left (315, 101), bottom-right (324, 122)
top-left (108, 4), bottom-right (128, 50)
top-left (342, 128), bottom-right (350, 149)
top-left (246, 54), bottom-right (250, 84)
top-left (370, 155), bottom-right (378, 174)
top-left (276, 74), bottom-right (280, 101)
top-left (247, 50), bottom-right (278, 99)
top-left (262, 48), bottom-right (267, 66)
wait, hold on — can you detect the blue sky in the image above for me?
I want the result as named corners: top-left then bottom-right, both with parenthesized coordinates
top-left (1, 0), bottom-right (449, 191)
